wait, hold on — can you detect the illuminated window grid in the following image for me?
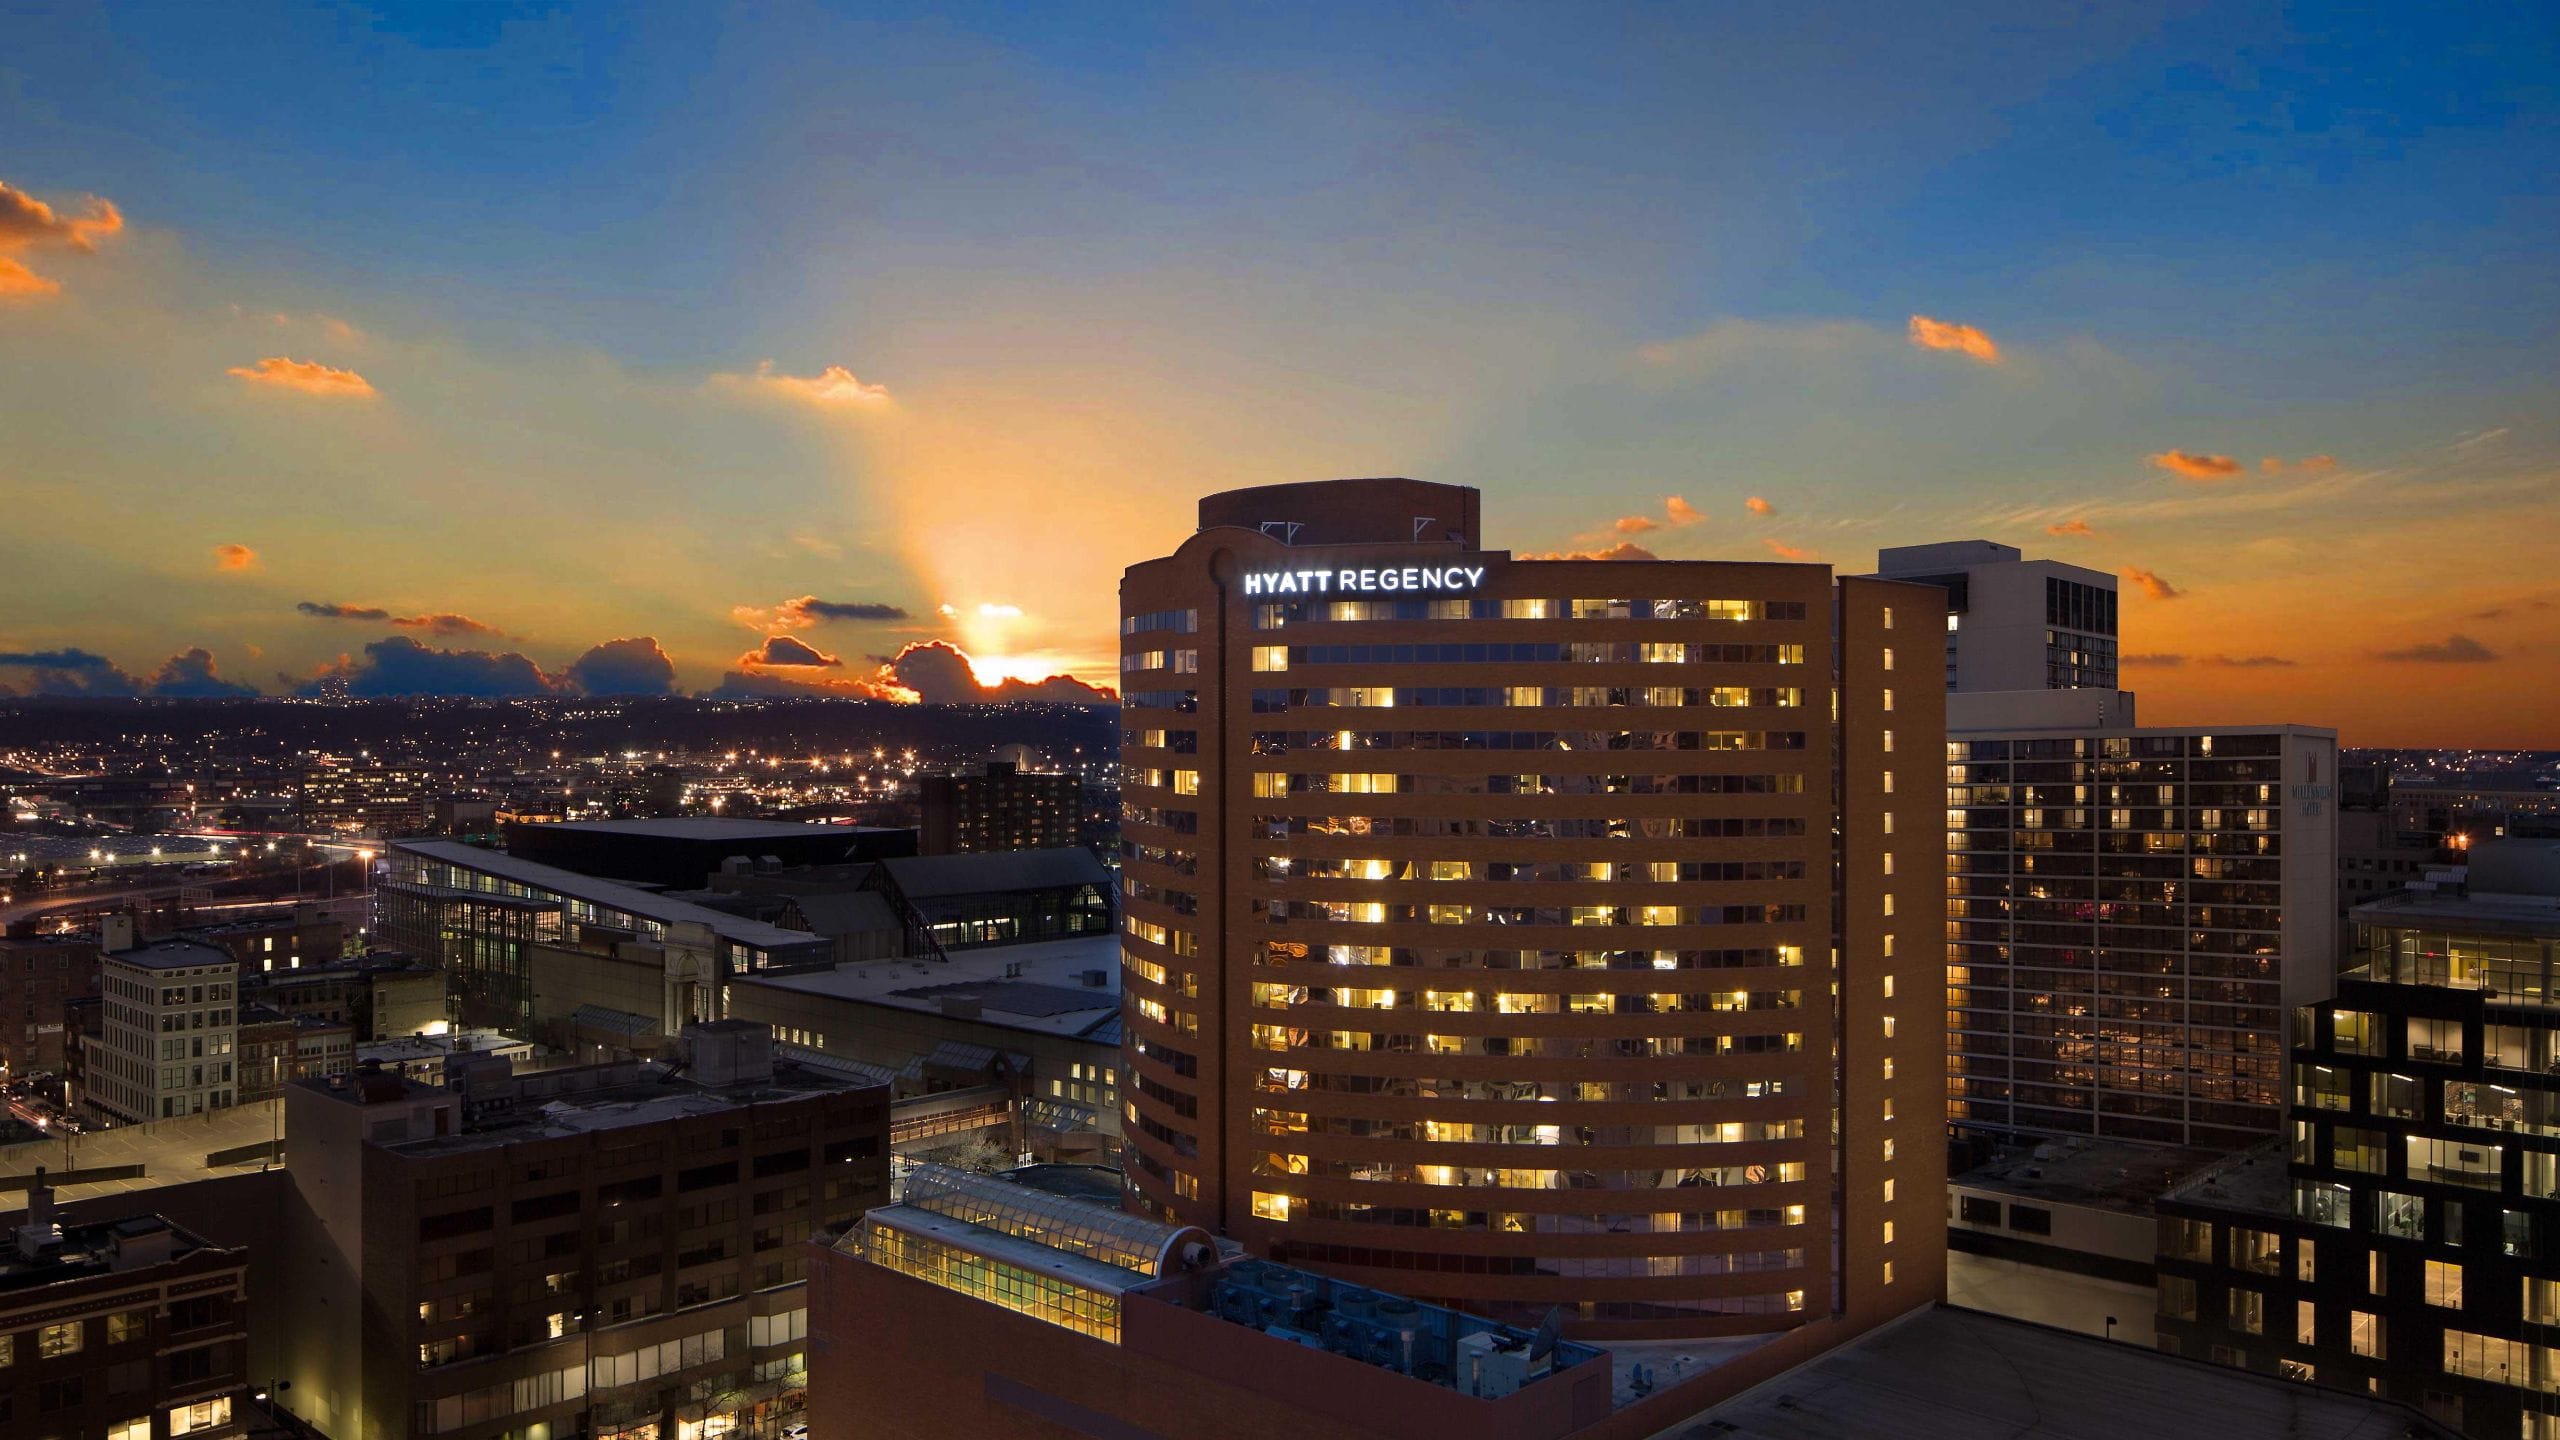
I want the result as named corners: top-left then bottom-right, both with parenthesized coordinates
top-left (864, 1217), bottom-right (1124, 1343)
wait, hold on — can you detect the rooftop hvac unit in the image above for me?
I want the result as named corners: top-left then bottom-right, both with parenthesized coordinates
top-left (1212, 1284), bottom-right (1262, 1327)
top-left (1460, 1332), bottom-right (1532, 1399)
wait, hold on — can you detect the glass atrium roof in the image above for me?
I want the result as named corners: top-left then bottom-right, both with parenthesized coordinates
top-left (900, 1164), bottom-right (1203, 1277)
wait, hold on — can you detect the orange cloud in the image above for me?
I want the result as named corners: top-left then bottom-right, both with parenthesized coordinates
top-left (393, 613), bottom-right (504, 639)
top-left (2045, 519), bottom-right (2097, 537)
top-left (740, 635), bottom-right (843, 668)
top-left (0, 256), bottom-right (61, 298)
top-left (710, 361), bottom-right (891, 407)
top-left (1744, 496), bottom-right (1774, 517)
top-left (2125, 568), bottom-right (2182, 601)
top-left (1907, 314), bottom-right (2000, 364)
top-left (0, 180), bottom-right (123, 298)
top-left (1520, 543), bottom-right (1658, 562)
top-left (711, 638), bottom-right (1115, 706)
top-left (2147, 450), bottom-right (2242, 482)
top-left (2261, 454), bottom-right (2339, 474)
top-left (0, 183), bottom-right (122, 251)
top-left (226, 356), bottom-right (378, 398)
top-left (1763, 539), bottom-right (1815, 561)
top-left (1606, 495), bottom-right (1709, 539)
top-left (213, 543), bottom-right (258, 572)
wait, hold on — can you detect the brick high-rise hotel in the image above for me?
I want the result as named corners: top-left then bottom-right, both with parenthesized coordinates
top-left (1117, 479), bottom-right (1945, 1340)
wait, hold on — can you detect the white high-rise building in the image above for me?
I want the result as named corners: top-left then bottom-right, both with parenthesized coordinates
top-left (1874, 544), bottom-right (2342, 1153)
top-left (86, 919), bottom-right (242, 1124)
top-left (1875, 540), bottom-right (2118, 693)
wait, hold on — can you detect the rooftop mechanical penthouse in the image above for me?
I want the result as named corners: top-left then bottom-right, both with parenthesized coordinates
top-left (1117, 478), bottom-right (1947, 1341)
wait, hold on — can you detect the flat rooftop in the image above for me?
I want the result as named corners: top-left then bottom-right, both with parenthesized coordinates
top-left (878, 848), bottom-right (1107, 898)
top-left (249, 955), bottom-right (438, 986)
top-left (356, 1029), bottom-right (529, 1063)
top-left (739, 932), bottom-right (1122, 1039)
top-left (1668, 1305), bottom-right (2451, 1440)
top-left (104, 939), bottom-right (235, 971)
top-left (327, 1053), bottom-right (883, 1157)
top-left (390, 840), bottom-right (831, 955)
top-left (1953, 1139), bottom-right (2226, 1216)
top-left (2162, 1139), bottom-right (2292, 1217)
top-left (530, 818), bottom-right (906, 842)
top-left (0, 1214), bottom-right (223, 1293)
top-left (2353, 885), bottom-right (2560, 940)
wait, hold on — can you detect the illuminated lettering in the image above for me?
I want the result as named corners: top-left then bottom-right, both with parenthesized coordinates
top-left (1238, 558), bottom-right (1494, 597)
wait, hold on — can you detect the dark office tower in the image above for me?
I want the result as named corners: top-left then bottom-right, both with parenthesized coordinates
top-left (920, 761), bottom-right (1084, 855)
top-left (1116, 478), bottom-right (1946, 1341)
top-left (2154, 840), bottom-right (2560, 1438)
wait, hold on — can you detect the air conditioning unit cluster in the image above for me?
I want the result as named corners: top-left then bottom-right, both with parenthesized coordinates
top-left (1317, 1290), bottom-right (1422, 1373)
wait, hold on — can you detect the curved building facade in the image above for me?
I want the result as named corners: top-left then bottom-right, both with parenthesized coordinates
top-left (1118, 479), bottom-right (1946, 1340)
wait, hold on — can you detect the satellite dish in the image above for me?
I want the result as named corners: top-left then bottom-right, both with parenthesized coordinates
top-left (1529, 1306), bottom-right (1565, 1363)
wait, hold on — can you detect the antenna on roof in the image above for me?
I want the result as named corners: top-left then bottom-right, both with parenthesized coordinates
top-left (1528, 1306), bottom-right (1564, 1362)
top-left (1257, 520), bottom-right (1303, 544)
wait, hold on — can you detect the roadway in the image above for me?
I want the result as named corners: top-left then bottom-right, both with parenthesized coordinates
top-left (2, 858), bottom-right (368, 930)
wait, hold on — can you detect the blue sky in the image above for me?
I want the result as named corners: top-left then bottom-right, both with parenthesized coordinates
top-left (2, 3), bottom-right (2555, 739)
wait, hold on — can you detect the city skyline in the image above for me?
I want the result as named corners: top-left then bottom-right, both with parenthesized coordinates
top-left (4, 4), bottom-right (2558, 745)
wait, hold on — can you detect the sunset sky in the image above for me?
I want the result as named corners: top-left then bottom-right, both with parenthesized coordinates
top-left (2, 4), bottom-right (2554, 743)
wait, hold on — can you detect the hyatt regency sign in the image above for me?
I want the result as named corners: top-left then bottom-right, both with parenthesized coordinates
top-left (1240, 561), bottom-right (1490, 597)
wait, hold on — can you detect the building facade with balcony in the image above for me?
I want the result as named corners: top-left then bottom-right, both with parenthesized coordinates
top-left (2153, 841), bottom-right (2560, 1438)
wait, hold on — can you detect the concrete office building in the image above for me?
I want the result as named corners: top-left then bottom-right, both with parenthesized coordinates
top-left (725, 931), bottom-right (1127, 1156)
top-left (2339, 762), bottom-right (2449, 944)
top-left (921, 761), bottom-right (1084, 855)
top-left (1119, 478), bottom-right (1945, 1342)
top-left (278, 1021), bottom-right (890, 1440)
top-left (241, 953), bottom-right (449, 1042)
top-left (85, 920), bottom-right (242, 1127)
top-left (1944, 688), bottom-right (2339, 1150)
top-left (0, 934), bottom-right (98, 1078)
top-left (1874, 540), bottom-right (2120, 693)
top-left (235, 1004), bottom-right (351, 1103)
top-left (867, 849), bottom-right (1116, 952)
top-left (0, 1175), bottom-right (251, 1440)
top-left (2391, 784), bottom-right (2560, 841)
top-left (379, 840), bottom-right (831, 1026)
top-left (179, 906), bottom-right (346, 975)
top-left (2153, 841), bottom-right (2560, 1439)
